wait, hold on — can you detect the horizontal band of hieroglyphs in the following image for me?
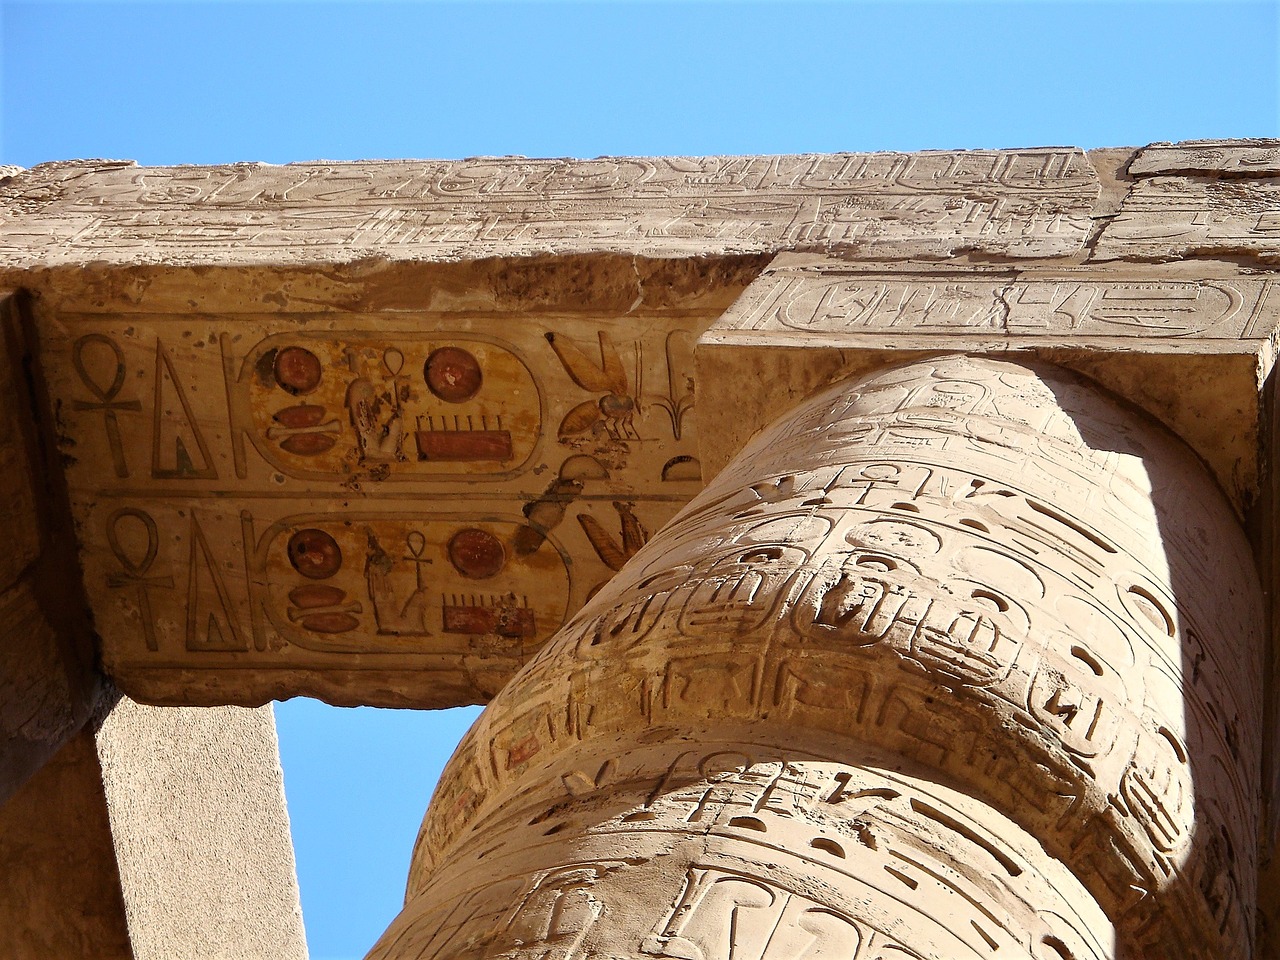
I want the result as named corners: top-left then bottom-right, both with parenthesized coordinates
top-left (1128, 142), bottom-right (1280, 176)
top-left (23, 151), bottom-right (1098, 207)
top-left (724, 275), bottom-right (1278, 339)
top-left (0, 153), bottom-right (1099, 261)
top-left (9, 201), bottom-right (1093, 260)
top-left (1094, 177), bottom-right (1280, 261)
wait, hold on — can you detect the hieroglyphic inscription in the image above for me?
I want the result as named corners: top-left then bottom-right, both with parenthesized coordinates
top-left (407, 356), bottom-right (1261, 960)
top-left (46, 313), bottom-right (707, 705)
top-left (1091, 140), bottom-right (1280, 261)
top-left (722, 267), bottom-right (1275, 340)
top-left (71, 334), bottom-right (142, 478)
top-left (699, 257), bottom-right (1278, 501)
top-left (1128, 140), bottom-right (1280, 176)
top-left (373, 740), bottom-right (1115, 960)
top-left (99, 503), bottom-right (573, 658)
top-left (227, 333), bottom-right (541, 481)
top-left (104, 508), bottom-right (172, 652)
top-left (1095, 175), bottom-right (1280, 262)
top-left (0, 151), bottom-right (1099, 265)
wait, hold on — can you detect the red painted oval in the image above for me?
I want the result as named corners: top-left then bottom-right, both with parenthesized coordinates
top-left (274, 404), bottom-right (328, 428)
top-left (288, 584), bottom-right (347, 609)
top-left (300, 612), bottom-right (360, 634)
top-left (280, 433), bottom-right (337, 456)
top-left (424, 347), bottom-right (483, 403)
top-left (274, 347), bottom-right (323, 395)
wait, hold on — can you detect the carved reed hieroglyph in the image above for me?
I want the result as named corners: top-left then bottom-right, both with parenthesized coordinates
top-left (371, 355), bottom-right (1263, 960)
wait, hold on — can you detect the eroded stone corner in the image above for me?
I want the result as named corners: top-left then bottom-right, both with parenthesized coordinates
top-left (1093, 139), bottom-right (1280, 265)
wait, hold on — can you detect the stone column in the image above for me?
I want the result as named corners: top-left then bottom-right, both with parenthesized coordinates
top-left (0, 695), bottom-right (309, 960)
top-left (371, 355), bottom-right (1262, 960)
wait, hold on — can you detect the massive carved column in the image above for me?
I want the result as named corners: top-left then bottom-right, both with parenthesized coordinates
top-left (371, 355), bottom-right (1261, 960)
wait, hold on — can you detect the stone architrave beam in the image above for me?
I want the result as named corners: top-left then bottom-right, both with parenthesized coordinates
top-left (697, 252), bottom-right (1278, 509)
top-left (0, 150), bottom-right (1100, 267)
top-left (1097, 139), bottom-right (1280, 263)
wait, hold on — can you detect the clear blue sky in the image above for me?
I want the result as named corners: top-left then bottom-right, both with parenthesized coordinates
top-left (3, 2), bottom-right (1278, 958)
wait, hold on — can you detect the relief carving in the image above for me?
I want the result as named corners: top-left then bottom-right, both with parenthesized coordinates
top-left (385, 356), bottom-right (1262, 960)
top-left (228, 332), bottom-right (541, 482)
top-left (729, 271), bottom-right (1265, 340)
top-left (374, 742), bottom-right (1117, 960)
top-left (45, 312), bottom-right (707, 706)
top-left (0, 151), bottom-right (1099, 266)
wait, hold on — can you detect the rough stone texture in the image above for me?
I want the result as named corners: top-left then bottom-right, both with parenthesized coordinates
top-left (0, 726), bottom-right (134, 960)
top-left (0, 150), bottom-right (1100, 267)
top-left (94, 696), bottom-right (307, 960)
top-left (378, 356), bottom-right (1261, 960)
top-left (1096, 139), bottom-right (1280, 263)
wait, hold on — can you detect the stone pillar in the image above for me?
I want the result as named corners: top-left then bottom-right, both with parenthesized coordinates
top-left (0, 724), bottom-right (134, 960)
top-left (390, 355), bottom-right (1262, 959)
top-left (92, 697), bottom-right (308, 960)
top-left (0, 694), bottom-right (308, 960)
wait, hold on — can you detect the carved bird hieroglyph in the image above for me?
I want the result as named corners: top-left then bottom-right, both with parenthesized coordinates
top-left (546, 331), bottom-right (640, 441)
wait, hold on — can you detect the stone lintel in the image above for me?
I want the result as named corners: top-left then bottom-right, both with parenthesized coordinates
top-left (13, 144), bottom-right (1280, 712)
top-left (0, 149), bottom-right (1100, 269)
top-left (1096, 139), bottom-right (1280, 264)
top-left (697, 254), bottom-right (1278, 513)
top-left (1128, 139), bottom-right (1280, 176)
top-left (6, 145), bottom-right (1280, 715)
top-left (31, 261), bottom-right (735, 708)
top-left (4, 252), bottom-right (768, 320)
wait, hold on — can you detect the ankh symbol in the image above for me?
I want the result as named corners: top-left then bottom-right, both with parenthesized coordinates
top-left (73, 335), bottom-right (142, 479)
top-left (404, 530), bottom-right (434, 589)
top-left (106, 508), bottom-right (174, 652)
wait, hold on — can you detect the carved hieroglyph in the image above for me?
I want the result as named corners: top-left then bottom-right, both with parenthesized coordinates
top-left (377, 734), bottom-right (1116, 960)
top-left (1096, 139), bottom-right (1280, 263)
top-left (697, 254), bottom-right (1278, 505)
top-left (0, 149), bottom-right (1099, 267)
top-left (374, 356), bottom-right (1262, 960)
top-left (46, 312), bottom-right (709, 706)
top-left (726, 263), bottom-right (1277, 340)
